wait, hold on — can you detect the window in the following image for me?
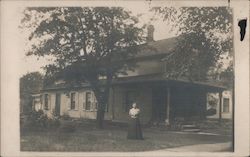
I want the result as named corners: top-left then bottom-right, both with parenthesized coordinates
top-left (44, 94), bottom-right (49, 110)
top-left (70, 92), bottom-right (76, 110)
top-left (85, 92), bottom-right (91, 110)
top-left (123, 91), bottom-right (137, 112)
top-left (223, 98), bottom-right (230, 113)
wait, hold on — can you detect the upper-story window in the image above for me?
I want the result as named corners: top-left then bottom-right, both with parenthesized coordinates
top-left (44, 94), bottom-right (49, 110)
top-left (70, 92), bottom-right (76, 110)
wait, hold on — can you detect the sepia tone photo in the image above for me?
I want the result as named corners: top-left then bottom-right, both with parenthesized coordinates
top-left (17, 4), bottom-right (236, 153)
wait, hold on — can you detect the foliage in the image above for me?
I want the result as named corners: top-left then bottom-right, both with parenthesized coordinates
top-left (206, 108), bottom-right (217, 116)
top-left (21, 110), bottom-right (60, 130)
top-left (21, 110), bottom-right (48, 129)
top-left (21, 7), bottom-right (145, 128)
top-left (154, 7), bottom-right (233, 81)
top-left (60, 112), bottom-right (71, 120)
top-left (219, 61), bottom-right (234, 88)
top-left (20, 72), bottom-right (44, 113)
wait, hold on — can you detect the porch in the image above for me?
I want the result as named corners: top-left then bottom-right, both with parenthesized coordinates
top-left (110, 74), bottom-right (227, 126)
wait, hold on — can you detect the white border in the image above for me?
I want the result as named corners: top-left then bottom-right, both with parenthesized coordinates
top-left (1, 0), bottom-right (249, 157)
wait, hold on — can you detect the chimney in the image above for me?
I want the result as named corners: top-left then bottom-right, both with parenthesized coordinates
top-left (147, 24), bottom-right (155, 42)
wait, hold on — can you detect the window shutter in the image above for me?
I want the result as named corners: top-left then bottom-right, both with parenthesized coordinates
top-left (94, 93), bottom-right (98, 110)
top-left (91, 92), bottom-right (95, 111)
top-left (75, 92), bottom-right (79, 110)
top-left (48, 94), bottom-right (51, 110)
top-left (40, 94), bottom-right (44, 110)
top-left (67, 93), bottom-right (71, 110)
top-left (82, 92), bottom-right (86, 110)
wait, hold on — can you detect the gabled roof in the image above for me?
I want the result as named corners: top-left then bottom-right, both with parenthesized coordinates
top-left (135, 36), bottom-right (179, 58)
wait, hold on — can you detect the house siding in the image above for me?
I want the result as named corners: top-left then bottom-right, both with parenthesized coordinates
top-left (41, 90), bottom-right (112, 120)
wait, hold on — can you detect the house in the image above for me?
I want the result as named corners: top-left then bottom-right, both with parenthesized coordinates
top-left (207, 90), bottom-right (233, 119)
top-left (32, 26), bottom-right (231, 125)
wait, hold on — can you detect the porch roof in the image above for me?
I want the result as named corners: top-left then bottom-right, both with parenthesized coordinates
top-left (42, 73), bottom-right (227, 93)
top-left (112, 73), bottom-right (227, 92)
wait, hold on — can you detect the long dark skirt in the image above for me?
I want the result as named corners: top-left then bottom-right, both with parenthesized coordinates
top-left (127, 118), bottom-right (143, 140)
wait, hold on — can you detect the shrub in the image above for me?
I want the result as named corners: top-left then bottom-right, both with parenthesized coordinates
top-left (60, 113), bottom-right (71, 120)
top-left (21, 109), bottom-right (60, 130)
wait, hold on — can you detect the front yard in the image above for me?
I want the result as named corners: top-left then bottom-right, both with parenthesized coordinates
top-left (21, 120), bottom-right (232, 152)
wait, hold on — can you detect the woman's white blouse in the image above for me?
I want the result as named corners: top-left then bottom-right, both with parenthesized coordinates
top-left (129, 108), bottom-right (140, 118)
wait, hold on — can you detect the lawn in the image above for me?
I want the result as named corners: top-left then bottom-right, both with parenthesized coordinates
top-left (21, 121), bottom-right (232, 152)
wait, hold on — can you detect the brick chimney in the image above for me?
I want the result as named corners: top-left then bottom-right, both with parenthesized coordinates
top-left (147, 24), bottom-right (155, 42)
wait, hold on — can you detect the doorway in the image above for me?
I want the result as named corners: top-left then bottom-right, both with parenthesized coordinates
top-left (152, 88), bottom-right (167, 122)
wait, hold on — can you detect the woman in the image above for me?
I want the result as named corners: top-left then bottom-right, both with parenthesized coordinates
top-left (127, 102), bottom-right (143, 140)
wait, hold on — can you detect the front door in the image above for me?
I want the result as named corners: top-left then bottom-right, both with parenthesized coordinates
top-left (152, 88), bottom-right (166, 122)
top-left (55, 93), bottom-right (61, 116)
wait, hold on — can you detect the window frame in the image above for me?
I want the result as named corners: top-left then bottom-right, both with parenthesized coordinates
top-left (70, 92), bottom-right (76, 110)
top-left (222, 97), bottom-right (230, 113)
top-left (85, 92), bottom-right (92, 111)
top-left (44, 93), bottom-right (49, 110)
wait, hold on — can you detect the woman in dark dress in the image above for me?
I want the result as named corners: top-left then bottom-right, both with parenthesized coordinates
top-left (127, 102), bottom-right (143, 140)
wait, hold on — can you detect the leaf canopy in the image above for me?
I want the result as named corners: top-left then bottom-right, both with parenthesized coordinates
top-left (153, 7), bottom-right (233, 81)
top-left (22, 7), bottom-right (145, 85)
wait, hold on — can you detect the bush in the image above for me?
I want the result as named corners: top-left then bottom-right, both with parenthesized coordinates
top-left (22, 110), bottom-right (47, 129)
top-left (60, 113), bottom-right (71, 120)
top-left (21, 109), bottom-right (60, 130)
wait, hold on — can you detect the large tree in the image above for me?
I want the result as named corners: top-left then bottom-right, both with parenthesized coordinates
top-left (154, 7), bottom-right (233, 81)
top-left (21, 7), bottom-right (145, 128)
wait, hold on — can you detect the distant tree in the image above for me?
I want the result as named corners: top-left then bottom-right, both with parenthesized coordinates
top-left (154, 7), bottom-right (233, 81)
top-left (21, 7), bottom-right (145, 128)
top-left (20, 72), bottom-right (44, 114)
top-left (219, 61), bottom-right (234, 88)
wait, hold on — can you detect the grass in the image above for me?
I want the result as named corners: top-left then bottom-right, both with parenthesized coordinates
top-left (21, 121), bottom-right (232, 152)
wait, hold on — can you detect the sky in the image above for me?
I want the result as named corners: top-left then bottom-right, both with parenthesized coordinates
top-left (19, 5), bottom-right (177, 77)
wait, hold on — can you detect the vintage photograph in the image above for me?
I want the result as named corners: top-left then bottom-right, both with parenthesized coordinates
top-left (19, 4), bottom-right (234, 152)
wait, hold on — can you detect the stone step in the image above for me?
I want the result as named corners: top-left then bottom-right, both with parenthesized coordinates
top-left (182, 125), bottom-right (198, 129)
top-left (182, 128), bottom-right (201, 132)
top-left (181, 124), bottom-right (201, 132)
top-left (182, 124), bottom-right (196, 127)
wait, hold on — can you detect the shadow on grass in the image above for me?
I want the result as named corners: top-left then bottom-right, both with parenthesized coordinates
top-left (21, 123), bottom-right (232, 152)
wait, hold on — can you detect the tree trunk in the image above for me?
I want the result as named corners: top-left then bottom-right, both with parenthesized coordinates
top-left (92, 73), bottom-right (112, 129)
top-left (96, 104), bottom-right (105, 128)
top-left (95, 86), bottom-right (110, 129)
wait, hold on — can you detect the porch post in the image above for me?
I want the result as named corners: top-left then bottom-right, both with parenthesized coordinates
top-left (111, 87), bottom-right (115, 120)
top-left (219, 91), bottom-right (223, 124)
top-left (166, 87), bottom-right (170, 125)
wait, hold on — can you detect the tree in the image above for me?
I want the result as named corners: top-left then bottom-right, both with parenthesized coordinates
top-left (20, 72), bottom-right (44, 114)
top-left (21, 7), bottom-right (145, 128)
top-left (154, 7), bottom-right (233, 81)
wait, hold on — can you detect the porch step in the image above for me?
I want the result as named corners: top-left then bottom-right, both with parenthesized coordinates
top-left (182, 124), bottom-right (197, 129)
top-left (182, 128), bottom-right (201, 132)
top-left (181, 124), bottom-right (201, 132)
